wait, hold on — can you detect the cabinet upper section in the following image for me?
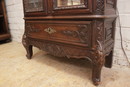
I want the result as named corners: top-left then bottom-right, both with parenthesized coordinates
top-left (23, 0), bottom-right (117, 17)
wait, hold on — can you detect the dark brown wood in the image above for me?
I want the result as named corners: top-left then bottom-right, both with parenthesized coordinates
top-left (25, 21), bottom-right (92, 47)
top-left (0, 0), bottom-right (11, 41)
top-left (24, 15), bottom-right (117, 20)
top-left (105, 51), bottom-right (113, 68)
top-left (22, 34), bottom-right (33, 59)
top-left (0, 33), bottom-right (10, 40)
top-left (0, 15), bottom-right (3, 17)
top-left (22, 0), bottom-right (117, 86)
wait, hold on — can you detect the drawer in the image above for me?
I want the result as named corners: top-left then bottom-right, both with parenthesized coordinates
top-left (26, 21), bottom-right (92, 47)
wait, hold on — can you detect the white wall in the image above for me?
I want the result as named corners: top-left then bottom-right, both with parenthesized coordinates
top-left (113, 0), bottom-right (130, 67)
top-left (5, 0), bottom-right (130, 67)
top-left (5, 0), bottom-right (24, 42)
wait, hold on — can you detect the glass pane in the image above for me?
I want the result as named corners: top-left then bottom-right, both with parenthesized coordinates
top-left (25, 0), bottom-right (44, 12)
top-left (57, 0), bottom-right (84, 7)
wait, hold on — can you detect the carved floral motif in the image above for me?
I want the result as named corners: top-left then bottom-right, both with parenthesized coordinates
top-left (96, 21), bottom-right (104, 42)
top-left (28, 39), bottom-right (91, 59)
top-left (91, 20), bottom-right (104, 64)
top-left (62, 25), bottom-right (89, 44)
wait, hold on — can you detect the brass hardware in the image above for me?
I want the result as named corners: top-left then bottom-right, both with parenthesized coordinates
top-left (44, 27), bottom-right (56, 34)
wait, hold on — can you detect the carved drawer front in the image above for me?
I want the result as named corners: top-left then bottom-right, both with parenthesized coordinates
top-left (26, 21), bottom-right (92, 47)
top-left (26, 22), bottom-right (50, 39)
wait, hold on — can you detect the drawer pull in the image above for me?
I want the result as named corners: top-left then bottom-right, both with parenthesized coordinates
top-left (44, 27), bottom-right (56, 34)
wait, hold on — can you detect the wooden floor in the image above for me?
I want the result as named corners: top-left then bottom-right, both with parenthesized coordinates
top-left (0, 42), bottom-right (130, 87)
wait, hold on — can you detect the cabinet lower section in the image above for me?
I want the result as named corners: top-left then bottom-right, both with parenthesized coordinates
top-left (22, 18), bottom-right (116, 86)
top-left (22, 35), bottom-right (114, 86)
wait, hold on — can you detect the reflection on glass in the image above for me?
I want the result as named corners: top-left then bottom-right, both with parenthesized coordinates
top-left (25, 0), bottom-right (43, 12)
top-left (57, 0), bottom-right (84, 7)
top-left (28, 0), bottom-right (40, 8)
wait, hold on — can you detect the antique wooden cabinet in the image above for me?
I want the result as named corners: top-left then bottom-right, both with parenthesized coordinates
top-left (0, 0), bottom-right (11, 41)
top-left (22, 0), bottom-right (117, 85)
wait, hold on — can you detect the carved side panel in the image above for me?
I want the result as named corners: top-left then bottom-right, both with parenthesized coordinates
top-left (106, 0), bottom-right (115, 8)
top-left (105, 0), bottom-right (117, 14)
top-left (91, 19), bottom-right (115, 57)
top-left (96, 20), bottom-right (104, 42)
top-left (104, 19), bottom-right (115, 55)
top-left (91, 20), bottom-right (105, 63)
top-left (95, 0), bottom-right (116, 15)
top-left (95, 0), bottom-right (105, 15)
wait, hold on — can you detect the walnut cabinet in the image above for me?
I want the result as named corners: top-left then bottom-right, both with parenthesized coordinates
top-left (22, 0), bottom-right (117, 85)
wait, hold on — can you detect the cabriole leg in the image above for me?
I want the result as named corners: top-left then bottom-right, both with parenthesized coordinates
top-left (24, 45), bottom-right (33, 59)
top-left (22, 35), bottom-right (33, 59)
top-left (92, 60), bottom-right (104, 86)
top-left (91, 48), bottom-right (105, 86)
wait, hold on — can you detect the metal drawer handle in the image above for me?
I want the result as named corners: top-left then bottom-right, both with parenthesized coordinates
top-left (44, 27), bottom-right (56, 34)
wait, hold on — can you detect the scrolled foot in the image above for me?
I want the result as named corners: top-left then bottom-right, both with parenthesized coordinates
top-left (22, 35), bottom-right (33, 59)
top-left (25, 45), bottom-right (33, 59)
top-left (26, 54), bottom-right (32, 59)
top-left (93, 78), bottom-right (100, 86)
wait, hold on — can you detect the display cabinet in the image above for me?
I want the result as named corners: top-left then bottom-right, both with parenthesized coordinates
top-left (22, 0), bottom-right (117, 85)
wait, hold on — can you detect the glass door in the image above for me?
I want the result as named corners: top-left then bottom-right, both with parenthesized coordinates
top-left (56, 0), bottom-right (84, 8)
top-left (23, 0), bottom-right (47, 16)
top-left (52, 0), bottom-right (92, 15)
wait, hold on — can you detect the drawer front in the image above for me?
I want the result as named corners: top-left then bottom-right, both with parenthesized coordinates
top-left (26, 22), bottom-right (50, 39)
top-left (26, 21), bottom-right (92, 47)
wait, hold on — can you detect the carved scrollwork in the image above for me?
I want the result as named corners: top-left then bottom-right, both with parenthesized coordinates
top-left (96, 20), bottom-right (104, 54)
top-left (91, 40), bottom-right (104, 64)
top-left (91, 40), bottom-right (105, 85)
top-left (91, 20), bottom-right (105, 64)
top-left (96, 21), bottom-right (104, 42)
top-left (28, 39), bottom-right (90, 59)
top-left (62, 25), bottom-right (89, 44)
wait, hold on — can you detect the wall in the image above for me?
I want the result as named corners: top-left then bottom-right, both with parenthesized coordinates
top-left (4, 0), bottom-right (130, 68)
top-left (113, 0), bottom-right (130, 67)
top-left (5, 0), bottom-right (24, 42)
